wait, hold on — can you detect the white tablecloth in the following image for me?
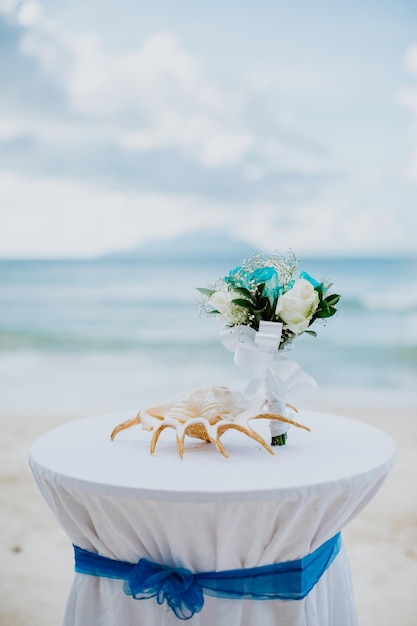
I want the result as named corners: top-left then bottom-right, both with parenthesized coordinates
top-left (29, 410), bottom-right (395, 626)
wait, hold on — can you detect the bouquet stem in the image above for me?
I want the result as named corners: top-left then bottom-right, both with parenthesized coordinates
top-left (271, 432), bottom-right (288, 446)
top-left (266, 395), bottom-right (289, 447)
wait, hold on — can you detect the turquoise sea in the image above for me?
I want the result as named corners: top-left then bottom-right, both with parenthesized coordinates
top-left (1, 256), bottom-right (416, 416)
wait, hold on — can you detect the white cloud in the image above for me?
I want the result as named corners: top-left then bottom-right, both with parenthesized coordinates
top-left (2, 170), bottom-right (414, 259)
top-left (244, 204), bottom-right (413, 257)
top-left (405, 44), bottom-right (417, 79)
top-left (17, 21), bottom-right (256, 168)
top-left (1, 3), bottom-right (416, 259)
top-left (399, 43), bottom-right (417, 182)
top-left (1, 170), bottom-right (267, 258)
top-left (0, 6), bottom-right (333, 178)
top-left (17, 0), bottom-right (41, 26)
top-left (260, 138), bottom-right (326, 175)
top-left (248, 64), bottom-right (326, 94)
top-left (0, 0), bottom-right (21, 14)
top-left (0, 171), bottom-right (203, 257)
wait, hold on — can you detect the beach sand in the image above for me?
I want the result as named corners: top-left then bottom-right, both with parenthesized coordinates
top-left (1, 402), bottom-right (416, 626)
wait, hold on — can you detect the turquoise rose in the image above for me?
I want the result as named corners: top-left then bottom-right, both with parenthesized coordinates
top-left (224, 266), bottom-right (248, 287)
top-left (250, 267), bottom-right (280, 304)
top-left (251, 266), bottom-right (276, 283)
top-left (299, 271), bottom-right (325, 291)
top-left (225, 265), bottom-right (280, 304)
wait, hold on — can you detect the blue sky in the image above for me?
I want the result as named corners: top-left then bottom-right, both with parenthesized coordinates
top-left (0, 0), bottom-right (417, 258)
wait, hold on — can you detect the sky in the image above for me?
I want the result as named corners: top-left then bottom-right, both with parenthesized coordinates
top-left (0, 0), bottom-right (417, 258)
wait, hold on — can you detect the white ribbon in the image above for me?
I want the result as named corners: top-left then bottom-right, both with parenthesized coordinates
top-left (220, 322), bottom-right (317, 407)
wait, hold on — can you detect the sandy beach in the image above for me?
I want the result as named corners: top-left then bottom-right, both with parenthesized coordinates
top-left (1, 400), bottom-right (416, 626)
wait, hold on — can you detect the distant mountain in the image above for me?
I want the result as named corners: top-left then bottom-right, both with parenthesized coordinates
top-left (105, 231), bottom-right (257, 263)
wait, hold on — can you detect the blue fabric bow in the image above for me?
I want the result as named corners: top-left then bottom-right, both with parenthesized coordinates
top-left (123, 558), bottom-right (204, 620)
top-left (74, 533), bottom-right (341, 620)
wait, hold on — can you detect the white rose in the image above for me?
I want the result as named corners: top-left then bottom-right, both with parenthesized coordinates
top-left (209, 288), bottom-right (248, 325)
top-left (209, 288), bottom-right (232, 314)
top-left (275, 278), bottom-right (319, 335)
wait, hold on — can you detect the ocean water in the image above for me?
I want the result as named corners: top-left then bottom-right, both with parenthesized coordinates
top-left (1, 257), bottom-right (416, 416)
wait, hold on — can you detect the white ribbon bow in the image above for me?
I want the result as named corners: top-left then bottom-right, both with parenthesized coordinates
top-left (220, 322), bottom-right (316, 406)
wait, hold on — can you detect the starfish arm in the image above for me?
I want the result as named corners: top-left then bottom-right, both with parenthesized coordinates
top-left (285, 402), bottom-right (299, 413)
top-left (150, 422), bottom-right (177, 454)
top-left (252, 413), bottom-right (311, 432)
top-left (215, 422), bottom-right (274, 455)
top-left (110, 413), bottom-right (142, 440)
top-left (182, 420), bottom-right (230, 458)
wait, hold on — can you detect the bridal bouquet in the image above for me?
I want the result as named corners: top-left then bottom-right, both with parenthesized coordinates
top-left (198, 250), bottom-right (340, 349)
top-left (197, 251), bottom-right (341, 446)
top-left (198, 251), bottom-right (340, 446)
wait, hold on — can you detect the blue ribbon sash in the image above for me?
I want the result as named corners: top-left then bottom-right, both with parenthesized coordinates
top-left (74, 533), bottom-right (341, 620)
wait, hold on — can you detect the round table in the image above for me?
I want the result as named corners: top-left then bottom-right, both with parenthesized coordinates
top-left (29, 410), bottom-right (395, 626)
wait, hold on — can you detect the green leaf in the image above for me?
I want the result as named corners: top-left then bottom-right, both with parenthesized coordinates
top-left (315, 285), bottom-right (324, 300)
top-left (324, 294), bottom-right (340, 306)
top-left (231, 298), bottom-right (255, 310)
top-left (196, 287), bottom-right (215, 297)
top-left (304, 330), bottom-right (317, 337)
top-left (321, 301), bottom-right (330, 314)
top-left (258, 297), bottom-right (270, 309)
top-left (253, 301), bottom-right (269, 313)
top-left (233, 286), bottom-right (255, 301)
top-left (315, 303), bottom-right (338, 319)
